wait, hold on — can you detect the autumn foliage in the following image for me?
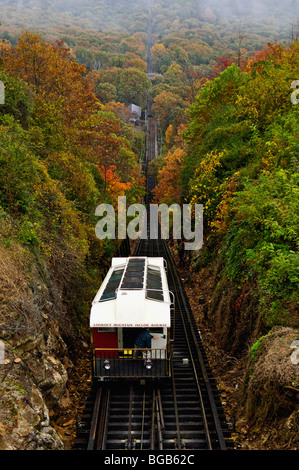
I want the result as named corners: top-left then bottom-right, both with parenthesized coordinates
top-left (152, 148), bottom-right (185, 204)
top-left (96, 165), bottom-right (131, 204)
top-left (0, 32), bottom-right (146, 330)
top-left (154, 41), bottom-right (299, 329)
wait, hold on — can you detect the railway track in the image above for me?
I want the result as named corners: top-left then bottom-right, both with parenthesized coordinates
top-left (75, 216), bottom-right (232, 451)
top-left (85, 383), bottom-right (164, 450)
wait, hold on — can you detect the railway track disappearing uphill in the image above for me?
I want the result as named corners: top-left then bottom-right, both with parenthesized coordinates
top-left (75, 10), bottom-right (232, 446)
top-left (75, 109), bottom-right (232, 449)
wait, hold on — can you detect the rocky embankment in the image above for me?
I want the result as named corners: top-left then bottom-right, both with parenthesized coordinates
top-left (175, 246), bottom-right (299, 450)
top-left (0, 318), bottom-right (73, 450)
top-left (0, 240), bottom-right (87, 450)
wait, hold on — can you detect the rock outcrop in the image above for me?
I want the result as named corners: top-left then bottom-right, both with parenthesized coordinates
top-left (0, 292), bottom-right (75, 450)
top-left (0, 325), bottom-right (72, 450)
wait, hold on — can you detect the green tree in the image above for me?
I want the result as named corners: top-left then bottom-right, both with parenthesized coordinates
top-left (116, 67), bottom-right (151, 106)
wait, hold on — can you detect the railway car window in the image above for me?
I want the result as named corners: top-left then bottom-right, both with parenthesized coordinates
top-left (100, 267), bottom-right (125, 301)
top-left (120, 258), bottom-right (145, 290)
top-left (146, 266), bottom-right (164, 301)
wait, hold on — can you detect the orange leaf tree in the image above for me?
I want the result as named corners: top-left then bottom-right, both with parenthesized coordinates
top-left (152, 148), bottom-right (185, 205)
top-left (96, 164), bottom-right (131, 205)
top-left (3, 32), bottom-right (98, 125)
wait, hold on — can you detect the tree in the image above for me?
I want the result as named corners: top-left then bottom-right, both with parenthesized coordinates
top-left (236, 25), bottom-right (246, 68)
top-left (123, 57), bottom-right (147, 72)
top-left (152, 148), bottom-right (185, 204)
top-left (163, 63), bottom-right (185, 87)
top-left (153, 90), bottom-right (188, 131)
top-left (151, 43), bottom-right (172, 73)
top-left (3, 32), bottom-right (98, 125)
top-left (95, 82), bottom-right (117, 103)
top-left (96, 165), bottom-right (131, 205)
top-left (116, 67), bottom-right (151, 106)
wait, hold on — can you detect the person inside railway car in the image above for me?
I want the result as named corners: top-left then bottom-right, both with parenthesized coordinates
top-left (133, 328), bottom-right (159, 359)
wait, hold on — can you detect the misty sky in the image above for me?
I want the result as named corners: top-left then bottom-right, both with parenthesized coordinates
top-left (0, 0), bottom-right (298, 36)
top-left (1, 0), bottom-right (298, 18)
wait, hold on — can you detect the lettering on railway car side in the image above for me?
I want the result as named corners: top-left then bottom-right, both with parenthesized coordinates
top-left (291, 80), bottom-right (299, 104)
top-left (95, 196), bottom-right (203, 251)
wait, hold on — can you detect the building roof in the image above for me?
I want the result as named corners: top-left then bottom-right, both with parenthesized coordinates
top-left (128, 103), bottom-right (142, 117)
top-left (90, 257), bottom-right (172, 328)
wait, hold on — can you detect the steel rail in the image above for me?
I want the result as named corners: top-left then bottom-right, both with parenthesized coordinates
top-left (87, 386), bottom-right (102, 450)
top-left (170, 362), bottom-right (183, 449)
top-left (155, 388), bottom-right (164, 450)
top-left (162, 239), bottom-right (227, 450)
top-left (77, 230), bottom-right (230, 451)
top-left (98, 388), bottom-right (110, 450)
top-left (126, 385), bottom-right (134, 450)
top-left (150, 388), bottom-right (155, 449)
top-left (140, 389), bottom-right (146, 449)
top-left (166, 251), bottom-right (213, 449)
top-left (75, 0), bottom-right (231, 450)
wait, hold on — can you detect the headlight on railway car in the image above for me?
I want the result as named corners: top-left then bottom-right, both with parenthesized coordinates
top-left (145, 359), bottom-right (152, 369)
top-left (103, 360), bottom-right (111, 370)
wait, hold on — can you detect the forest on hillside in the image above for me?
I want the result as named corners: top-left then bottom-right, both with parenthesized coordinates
top-left (0, 31), bottom-right (147, 338)
top-left (149, 37), bottom-right (299, 444)
top-left (1, 0), bottom-right (298, 84)
top-left (152, 42), bottom-right (299, 334)
top-left (1, 0), bottom-right (298, 86)
top-left (0, 0), bottom-right (298, 35)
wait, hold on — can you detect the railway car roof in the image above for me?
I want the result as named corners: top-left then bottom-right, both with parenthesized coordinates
top-left (90, 257), bottom-right (172, 328)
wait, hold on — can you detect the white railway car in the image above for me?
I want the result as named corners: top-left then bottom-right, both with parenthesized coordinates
top-left (90, 257), bottom-right (174, 380)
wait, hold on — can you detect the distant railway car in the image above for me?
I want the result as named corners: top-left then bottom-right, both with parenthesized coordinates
top-left (90, 257), bottom-right (174, 381)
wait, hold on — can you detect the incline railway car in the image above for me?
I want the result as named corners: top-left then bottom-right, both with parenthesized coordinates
top-left (90, 257), bottom-right (174, 381)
